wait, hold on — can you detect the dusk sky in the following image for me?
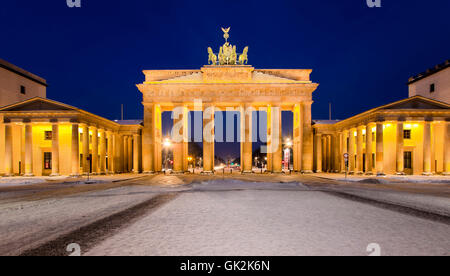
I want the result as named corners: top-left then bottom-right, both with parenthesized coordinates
top-left (1, 0), bottom-right (449, 158)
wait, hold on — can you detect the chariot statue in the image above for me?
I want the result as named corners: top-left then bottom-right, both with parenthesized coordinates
top-left (207, 27), bottom-right (249, 66)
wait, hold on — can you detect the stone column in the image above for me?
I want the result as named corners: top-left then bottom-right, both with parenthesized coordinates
top-left (123, 136), bottom-right (128, 173)
top-left (91, 127), bottom-right (98, 174)
top-left (348, 129), bottom-right (356, 174)
top-left (321, 136), bottom-right (326, 172)
top-left (241, 104), bottom-right (253, 173)
top-left (423, 121), bottom-right (432, 175)
top-left (376, 122), bottom-right (384, 176)
top-left (143, 104), bottom-right (162, 173)
top-left (143, 104), bottom-right (154, 173)
top-left (81, 124), bottom-right (89, 175)
top-left (203, 104), bottom-right (215, 173)
top-left (272, 105), bottom-right (282, 173)
top-left (444, 121), bottom-right (450, 175)
top-left (356, 127), bottom-right (364, 174)
top-left (71, 123), bottom-right (80, 176)
top-left (327, 135), bottom-right (332, 172)
top-left (315, 133), bottom-right (322, 173)
top-left (301, 101), bottom-right (314, 173)
top-left (4, 123), bottom-right (13, 176)
top-left (128, 136), bottom-right (133, 173)
top-left (396, 122), bottom-right (404, 175)
top-left (292, 104), bottom-right (302, 172)
top-left (24, 123), bottom-right (34, 176)
top-left (116, 134), bottom-right (123, 173)
top-left (340, 131), bottom-right (347, 173)
top-left (133, 134), bottom-right (140, 173)
top-left (266, 105), bottom-right (273, 173)
top-left (365, 124), bottom-right (373, 175)
top-left (107, 131), bottom-right (113, 173)
top-left (173, 104), bottom-right (189, 173)
top-left (99, 129), bottom-right (106, 174)
top-left (333, 134), bottom-right (340, 173)
top-left (51, 122), bottom-right (60, 176)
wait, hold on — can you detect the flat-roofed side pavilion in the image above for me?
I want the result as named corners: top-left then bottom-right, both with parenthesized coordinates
top-left (0, 98), bottom-right (142, 177)
top-left (313, 96), bottom-right (450, 175)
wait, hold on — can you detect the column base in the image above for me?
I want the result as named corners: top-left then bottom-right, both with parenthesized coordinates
top-left (442, 172), bottom-right (450, 176)
top-left (356, 171), bottom-right (364, 175)
top-left (241, 171), bottom-right (254, 174)
top-left (301, 170), bottom-right (314, 174)
top-left (143, 171), bottom-right (155, 175)
top-left (70, 174), bottom-right (81, 177)
top-left (3, 174), bottom-right (14, 177)
top-left (365, 172), bottom-right (374, 176)
top-left (23, 173), bottom-right (34, 177)
top-left (201, 171), bottom-right (215, 175)
top-left (422, 172), bottom-right (433, 176)
top-left (49, 173), bottom-right (60, 177)
top-left (396, 172), bottom-right (406, 175)
top-left (315, 170), bottom-right (322, 173)
top-left (171, 171), bottom-right (187, 175)
top-left (376, 172), bottom-right (386, 177)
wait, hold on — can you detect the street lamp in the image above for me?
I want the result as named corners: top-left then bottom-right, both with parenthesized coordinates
top-left (187, 156), bottom-right (193, 173)
top-left (285, 138), bottom-right (293, 148)
top-left (163, 138), bottom-right (172, 148)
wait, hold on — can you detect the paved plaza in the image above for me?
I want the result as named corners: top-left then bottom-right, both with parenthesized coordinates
top-left (0, 174), bottom-right (448, 256)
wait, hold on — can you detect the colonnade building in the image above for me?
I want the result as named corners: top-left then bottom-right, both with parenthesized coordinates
top-left (313, 96), bottom-right (450, 175)
top-left (0, 98), bottom-right (142, 176)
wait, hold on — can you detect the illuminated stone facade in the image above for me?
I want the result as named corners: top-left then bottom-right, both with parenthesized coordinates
top-left (313, 96), bottom-right (450, 175)
top-left (409, 60), bottom-right (449, 104)
top-left (137, 65), bottom-right (319, 174)
top-left (0, 98), bottom-right (142, 176)
top-left (0, 59), bottom-right (47, 108)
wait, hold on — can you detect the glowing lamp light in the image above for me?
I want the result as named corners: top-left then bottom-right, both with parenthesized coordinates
top-left (163, 138), bottom-right (172, 148)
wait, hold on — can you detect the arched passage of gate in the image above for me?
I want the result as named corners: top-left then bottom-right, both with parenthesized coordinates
top-left (137, 65), bottom-right (319, 174)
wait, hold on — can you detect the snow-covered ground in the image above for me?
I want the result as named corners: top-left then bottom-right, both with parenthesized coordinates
top-left (315, 173), bottom-right (450, 184)
top-left (0, 174), bottom-right (145, 187)
top-left (324, 186), bottom-right (450, 217)
top-left (85, 180), bottom-right (450, 256)
top-left (0, 185), bottom-right (165, 255)
top-left (1, 178), bottom-right (448, 256)
top-left (0, 177), bottom-right (48, 187)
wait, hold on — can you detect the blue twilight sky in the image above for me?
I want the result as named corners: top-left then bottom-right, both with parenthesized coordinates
top-left (1, 0), bottom-right (449, 158)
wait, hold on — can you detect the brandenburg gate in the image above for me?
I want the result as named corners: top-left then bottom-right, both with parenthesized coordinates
top-left (137, 28), bottom-right (319, 174)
